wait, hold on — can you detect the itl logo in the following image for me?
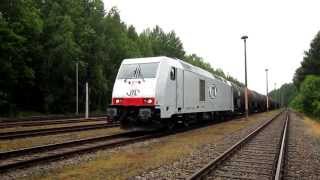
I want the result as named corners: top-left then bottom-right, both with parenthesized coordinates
top-left (126, 89), bottom-right (140, 96)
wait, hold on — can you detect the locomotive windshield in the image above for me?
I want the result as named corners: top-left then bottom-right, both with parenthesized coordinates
top-left (117, 62), bottom-right (159, 79)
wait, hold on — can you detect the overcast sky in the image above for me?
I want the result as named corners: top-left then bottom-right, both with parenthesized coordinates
top-left (104, 0), bottom-right (320, 94)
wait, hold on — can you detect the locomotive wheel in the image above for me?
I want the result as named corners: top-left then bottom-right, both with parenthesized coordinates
top-left (167, 121), bottom-right (175, 130)
top-left (183, 120), bottom-right (190, 127)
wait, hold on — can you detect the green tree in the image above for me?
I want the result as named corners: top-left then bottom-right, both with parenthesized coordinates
top-left (294, 31), bottom-right (320, 88)
top-left (38, 1), bottom-right (82, 112)
top-left (0, 0), bottom-right (43, 115)
top-left (102, 7), bottom-right (142, 103)
top-left (290, 30), bottom-right (320, 118)
top-left (269, 83), bottom-right (297, 107)
top-left (141, 26), bottom-right (185, 59)
top-left (291, 75), bottom-right (320, 118)
top-left (0, 1), bottom-right (248, 116)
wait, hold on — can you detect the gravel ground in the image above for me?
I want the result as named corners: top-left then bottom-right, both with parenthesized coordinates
top-left (206, 112), bottom-right (286, 179)
top-left (283, 111), bottom-right (320, 179)
top-left (0, 120), bottom-right (107, 133)
top-left (0, 136), bottom-right (162, 180)
top-left (0, 126), bottom-right (123, 151)
top-left (4, 110), bottom-right (318, 180)
top-left (0, 111), bottom-right (279, 180)
top-left (133, 112), bottom-right (282, 179)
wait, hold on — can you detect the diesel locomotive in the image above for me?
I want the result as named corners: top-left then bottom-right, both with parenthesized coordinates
top-left (107, 56), bottom-right (278, 130)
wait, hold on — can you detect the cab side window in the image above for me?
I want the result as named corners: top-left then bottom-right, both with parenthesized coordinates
top-left (200, 79), bottom-right (205, 101)
top-left (170, 67), bottom-right (176, 80)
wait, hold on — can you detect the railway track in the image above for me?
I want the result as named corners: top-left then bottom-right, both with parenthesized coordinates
top-left (0, 117), bottom-right (238, 173)
top-left (0, 122), bottom-right (119, 139)
top-left (0, 117), bottom-right (107, 128)
top-left (188, 110), bottom-right (289, 180)
top-left (0, 114), bottom-right (107, 122)
top-left (0, 111), bottom-right (283, 174)
top-left (0, 130), bottom-right (158, 172)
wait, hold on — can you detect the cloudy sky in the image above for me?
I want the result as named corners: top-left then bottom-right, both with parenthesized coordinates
top-left (104, 0), bottom-right (320, 94)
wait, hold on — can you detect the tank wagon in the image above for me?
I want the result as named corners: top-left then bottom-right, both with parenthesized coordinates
top-left (107, 56), bottom-right (278, 130)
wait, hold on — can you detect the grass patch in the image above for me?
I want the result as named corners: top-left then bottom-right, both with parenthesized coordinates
top-left (304, 116), bottom-right (320, 137)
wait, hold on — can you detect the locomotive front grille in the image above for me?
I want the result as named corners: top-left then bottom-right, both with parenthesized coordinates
top-left (139, 108), bottom-right (152, 120)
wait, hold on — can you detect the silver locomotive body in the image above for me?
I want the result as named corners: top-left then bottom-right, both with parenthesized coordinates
top-left (107, 56), bottom-right (274, 130)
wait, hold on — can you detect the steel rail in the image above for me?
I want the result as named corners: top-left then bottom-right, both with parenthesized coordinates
top-left (0, 131), bottom-right (152, 172)
top-left (0, 131), bottom-right (139, 160)
top-left (274, 111), bottom-right (289, 180)
top-left (0, 117), bottom-right (108, 128)
top-left (0, 116), bottom-right (236, 172)
top-left (0, 114), bottom-right (107, 122)
top-left (0, 123), bottom-right (119, 139)
top-left (0, 111), bottom-right (282, 173)
top-left (188, 110), bottom-right (285, 180)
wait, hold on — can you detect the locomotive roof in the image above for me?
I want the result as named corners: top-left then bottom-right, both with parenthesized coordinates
top-left (122, 56), bottom-right (232, 86)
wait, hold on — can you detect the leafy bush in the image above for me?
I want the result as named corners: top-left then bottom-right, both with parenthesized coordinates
top-left (290, 75), bottom-right (320, 118)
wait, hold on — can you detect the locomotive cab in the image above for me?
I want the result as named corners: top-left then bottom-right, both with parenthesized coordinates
top-left (107, 57), bottom-right (164, 129)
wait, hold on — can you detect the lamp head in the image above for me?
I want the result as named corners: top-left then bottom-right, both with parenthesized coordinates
top-left (241, 35), bottom-right (248, 40)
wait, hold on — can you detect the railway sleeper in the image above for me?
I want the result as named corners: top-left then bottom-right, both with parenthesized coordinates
top-left (211, 172), bottom-right (268, 180)
top-left (216, 167), bottom-right (273, 176)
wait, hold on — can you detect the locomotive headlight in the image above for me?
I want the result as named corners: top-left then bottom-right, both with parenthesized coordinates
top-left (144, 98), bottom-right (154, 105)
top-left (113, 98), bottom-right (123, 104)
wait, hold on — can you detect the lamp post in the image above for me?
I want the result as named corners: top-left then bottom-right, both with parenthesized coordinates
top-left (76, 62), bottom-right (79, 115)
top-left (85, 82), bottom-right (89, 119)
top-left (265, 69), bottom-right (269, 111)
top-left (241, 35), bottom-right (249, 118)
top-left (279, 88), bottom-right (282, 108)
top-left (85, 64), bottom-right (90, 119)
top-left (274, 82), bottom-right (277, 106)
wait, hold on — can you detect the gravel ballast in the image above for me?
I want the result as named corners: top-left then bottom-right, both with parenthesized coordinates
top-left (0, 111), bottom-right (279, 179)
top-left (133, 112), bottom-right (282, 179)
top-left (283, 111), bottom-right (320, 179)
